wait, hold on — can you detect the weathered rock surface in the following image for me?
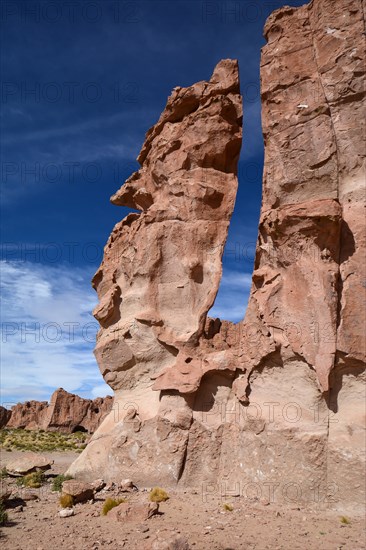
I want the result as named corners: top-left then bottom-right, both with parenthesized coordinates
top-left (5, 400), bottom-right (48, 430)
top-left (120, 479), bottom-right (137, 492)
top-left (61, 480), bottom-right (94, 503)
top-left (41, 388), bottom-right (112, 434)
top-left (147, 534), bottom-right (191, 550)
top-left (68, 0), bottom-right (365, 513)
top-left (0, 405), bottom-right (12, 428)
top-left (4, 388), bottom-right (112, 434)
top-left (91, 478), bottom-right (106, 492)
top-left (68, 58), bottom-right (243, 482)
top-left (0, 483), bottom-right (12, 502)
top-left (6, 452), bottom-right (53, 476)
top-left (59, 508), bottom-right (75, 518)
top-left (108, 501), bottom-right (159, 522)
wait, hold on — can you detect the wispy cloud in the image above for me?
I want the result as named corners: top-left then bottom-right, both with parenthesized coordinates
top-left (0, 260), bottom-right (112, 405)
top-left (3, 109), bottom-right (155, 147)
top-left (209, 268), bottom-right (252, 323)
top-left (0, 260), bottom-right (253, 405)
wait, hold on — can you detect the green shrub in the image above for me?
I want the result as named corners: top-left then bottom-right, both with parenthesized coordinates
top-left (51, 474), bottom-right (73, 492)
top-left (0, 467), bottom-right (8, 479)
top-left (59, 494), bottom-right (74, 508)
top-left (17, 471), bottom-right (45, 488)
top-left (16, 477), bottom-right (24, 487)
top-left (101, 497), bottom-right (126, 516)
top-left (0, 502), bottom-right (8, 525)
top-left (149, 487), bottom-right (169, 503)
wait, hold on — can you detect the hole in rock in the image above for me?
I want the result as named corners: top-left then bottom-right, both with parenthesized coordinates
top-left (190, 263), bottom-right (204, 284)
top-left (72, 425), bottom-right (88, 433)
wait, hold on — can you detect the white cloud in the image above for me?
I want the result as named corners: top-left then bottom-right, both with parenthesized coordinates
top-left (209, 268), bottom-right (252, 323)
top-left (0, 261), bottom-right (252, 404)
top-left (90, 384), bottom-right (113, 399)
top-left (0, 260), bottom-right (110, 405)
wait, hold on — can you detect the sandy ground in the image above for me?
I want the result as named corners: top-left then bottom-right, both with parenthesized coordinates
top-left (1, 451), bottom-right (365, 550)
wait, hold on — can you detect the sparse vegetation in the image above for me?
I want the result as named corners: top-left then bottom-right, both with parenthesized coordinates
top-left (0, 428), bottom-right (88, 452)
top-left (101, 497), bottom-right (126, 516)
top-left (52, 474), bottom-right (73, 492)
top-left (59, 494), bottom-right (74, 508)
top-left (16, 471), bottom-right (45, 488)
top-left (0, 467), bottom-right (8, 479)
top-left (149, 487), bottom-right (169, 503)
top-left (340, 516), bottom-right (350, 524)
top-left (0, 502), bottom-right (8, 525)
top-left (223, 503), bottom-right (233, 512)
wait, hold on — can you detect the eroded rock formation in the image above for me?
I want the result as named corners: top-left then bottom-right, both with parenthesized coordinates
top-left (0, 406), bottom-right (12, 429)
top-left (68, 0), bottom-right (365, 513)
top-left (4, 388), bottom-right (113, 434)
top-left (6, 400), bottom-right (48, 430)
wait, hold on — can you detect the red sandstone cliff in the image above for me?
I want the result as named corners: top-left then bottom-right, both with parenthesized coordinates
top-left (67, 0), bottom-right (365, 513)
top-left (4, 388), bottom-right (113, 434)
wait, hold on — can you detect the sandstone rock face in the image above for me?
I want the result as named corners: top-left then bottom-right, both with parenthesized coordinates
top-left (68, 58), bottom-right (242, 482)
top-left (91, 57), bottom-right (242, 401)
top-left (0, 405), bottom-right (12, 428)
top-left (4, 388), bottom-right (112, 434)
top-left (41, 388), bottom-right (112, 434)
top-left (6, 400), bottom-right (48, 430)
top-left (69, 0), bottom-right (365, 513)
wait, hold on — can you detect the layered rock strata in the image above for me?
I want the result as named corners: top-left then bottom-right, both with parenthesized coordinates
top-left (69, 0), bottom-right (365, 513)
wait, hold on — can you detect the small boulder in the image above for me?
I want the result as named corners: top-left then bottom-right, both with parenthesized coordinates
top-left (91, 479), bottom-right (106, 493)
top-left (0, 483), bottom-right (11, 502)
top-left (104, 482), bottom-right (116, 492)
top-left (109, 502), bottom-right (159, 522)
top-left (59, 508), bottom-right (74, 518)
top-left (13, 505), bottom-right (23, 513)
top-left (62, 480), bottom-right (94, 503)
top-left (6, 452), bottom-right (53, 476)
top-left (147, 534), bottom-right (191, 550)
top-left (120, 479), bottom-right (137, 492)
top-left (20, 491), bottom-right (39, 501)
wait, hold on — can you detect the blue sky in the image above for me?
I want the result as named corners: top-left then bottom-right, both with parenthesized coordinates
top-left (1, 0), bottom-right (306, 404)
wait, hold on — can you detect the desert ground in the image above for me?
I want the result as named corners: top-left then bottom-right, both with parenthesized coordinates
top-left (1, 450), bottom-right (365, 550)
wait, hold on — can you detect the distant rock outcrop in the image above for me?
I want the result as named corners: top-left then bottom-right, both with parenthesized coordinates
top-left (68, 0), bottom-right (365, 514)
top-left (6, 400), bottom-right (48, 430)
top-left (0, 406), bottom-right (12, 429)
top-left (41, 388), bottom-right (113, 434)
top-left (4, 388), bottom-right (113, 434)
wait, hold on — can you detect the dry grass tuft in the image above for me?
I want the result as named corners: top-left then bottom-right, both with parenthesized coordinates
top-left (340, 516), bottom-right (350, 524)
top-left (101, 497), bottom-right (126, 516)
top-left (149, 487), bottom-right (169, 503)
top-left (16, 471), bottom-right (45, 488)
top-left (59, 494), bottom-right (74, 508)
